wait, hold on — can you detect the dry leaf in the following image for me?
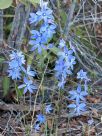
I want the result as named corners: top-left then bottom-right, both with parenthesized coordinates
top-left (87, 96), bottom-right (101, 103)
top-left (92, 108), bottom-right (98, 117)
top-left (47, 119), bottom-right (53, 129)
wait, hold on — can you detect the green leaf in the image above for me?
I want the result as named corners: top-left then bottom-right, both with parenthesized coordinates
top-left (2, 77), bottom-right (10, 96)
top-left (20, 0), bottom-right (40, 5)
top-left (0, 57), bottom-right (5, 63)
top-left (15, 83), bottom-right (24, 99)
top-left (49, 47), bottom-right (60, 55)
top-left (0, 0), bottom-right (13, 9)
top-left (36, 50), bottom-right (47, 71)
top-left (60, 10), bottom-right (67, 25)
top-left (29, 0), bottom-right (40, 4)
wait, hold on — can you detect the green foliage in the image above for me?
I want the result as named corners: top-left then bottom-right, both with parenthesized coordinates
top-left (49, 47), bottom-right (60, 55)
top-left (0, 0), bottom-right (13, 9)
top-left (2, 76), bottom-right (10, 96)
top-left (36, 50), bottom-right (48, 72)
top-left (60, 9), bottom-right (67, 26)
top-left (15, 82), bottom-right (24, 100)
top-left (29, 0), bottom-right (40, 4)
top-left (20, 0), bottom-right (40, 5)
top-left (0, 57), bottom-right (5, 63)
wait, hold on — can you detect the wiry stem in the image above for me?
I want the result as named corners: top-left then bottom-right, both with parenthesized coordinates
top-left (64, 0), bottom-right (76, 38)
top-left (0, 10), bottom-right (3, 47)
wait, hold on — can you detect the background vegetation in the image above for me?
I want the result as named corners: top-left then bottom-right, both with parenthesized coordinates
top-left (0, 0), bottom-right (102, 135)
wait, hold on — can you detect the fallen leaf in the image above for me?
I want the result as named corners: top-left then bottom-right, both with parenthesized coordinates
top-left (87, 96), bottom-right (101, 103)
top-left (92, 108), bottom-right (98, 117)
top-left (47, 119), bottom-right (53, 129)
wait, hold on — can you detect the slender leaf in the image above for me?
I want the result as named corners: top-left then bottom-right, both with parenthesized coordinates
top-left (2, 77), bottom-right (10, 96)
top-left (0, 0), bottom-right (12, 9)
top-left (0, 57), bottom-right (5, 63)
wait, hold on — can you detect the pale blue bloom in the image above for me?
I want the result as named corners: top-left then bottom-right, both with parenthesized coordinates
top-left (45, 104), bottom-right (52, 114)
top-left (69, 84), bottom-right (88, 104)
top-left (88, 119), bottom-right (94, 125)
top-left (55, 39), bottom-right (76, 89)
top-left (34, 123), bottom-right (40, 131)
top-left (36, 6), bottom-right (54, 23)
top-left (26, 65), bottom-right (36, 77)
top-left (55, 57), bottom-right (72, 89)
top-left (30, 30), bottom-right (47, 43)
top-left (58, 78), bottom-right (66, 89)
top-left (59, 39), bottom-right (66, 48)
top-left (58, 52), bottom-right (76, 70)
top-left (9, 60), bottom-right (20, 68)
top-left (68, 83), bottom-right (88, 115)
top-left (77, 69), bottom-right (88, 80)
top-left (8, 51), bottom-right (25, 79)
top-left (40, 23), bottom-right (56, 39)
top-left (36, 114), bottom-right (46, 124)
top-left (29, 4), bottom-right (54, 24)
top-left (68, 103), bottom-right (86, 115)
top-left (63, 46), bottom-right (73, 56)
top-left (30, 30), bottom-right (41, 40)
top-left (29, 40), bottom-right (46, 54)
top-left (29, 13), bottom-right (38, 24)
top-left (29, 4), bottom-right (56, 54)
top-left (55, 58), bottom-right (72, 79)
top-left (66, 55), bottom-right (76, 70)
top-left (8, 68), bottom-right (21, 79)
top-left (18, 77), bottom-right (37, 94)
top-left (58, 49), bottom-right (73, 59)
top-left (46, 43), bottom-right (53, 49)
top-left (22, 65), bottom-right (36, 77)
top-left (29, 30), bottom-right (47, 53)
top-left (10, 51), bottom-right (25, 65)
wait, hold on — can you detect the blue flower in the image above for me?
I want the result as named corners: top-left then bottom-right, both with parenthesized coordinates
top-left (8, 68), bottom-right (21, 79)
top-left (55, 58), bottom-right (72, 79)
top-left (29, 4), bottom-right (56, 54)
top-left (30, 30), bottom-right (41, 40)
top-left (18, 77), bottom-right (37, 94)
top-left (59, 39), bottom-right (66, 48)
top-left (10, 51), bottom-right (25, 65)
top-left (88, 119), bottom-right (94, 125)
top-left (55, 48), bottom-right (75, 88)
top-left (23, 65), bottom-right (36, 77)
top-left (29, 40), bottom-right (46, 54)
top-left (29, 4), bottom-right (54, 24)
top-left (55, 39), bottom-right (76, 89)
top-left (36, 6), bottom-right (54, 23)
top-left (34, 123), bottom-right (40, 131)
top-left (29, 30), bottom-right (47, 54)
top-left (77, 69), bottom-right (88, 80)
top-left (58, 52), bottom-right (76, 71)
top-left (66, 55), bottom-right (76, 70)
top-left (36, 114), bottom-right (46, 124)
top-left (68, 103), bottom-right (86, 115)
top-left (40, 23), bottom-right (56, 39)
top-left (55, 57), bottom-right (72, 89)
top-left (8, 51), bottom-right (25, 79)
top-left (63, 46), bottom-right (73, 56)
top-left (46, 43), bottom-right (54, 49)
top-left (58, 49), bottom-right (73, 59)
top-left (69, 84), bottom-right (88, 104)
top-left (29, 13), bottom-right (38, 24)
top-left (26, 65), bottom-right (36, 77)
top-left (9, 60), bottom-right (20, 68)
top-left (58, 78), bottom-right (66, 89)
top-left (45, 104), bottom-right (52, 114)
